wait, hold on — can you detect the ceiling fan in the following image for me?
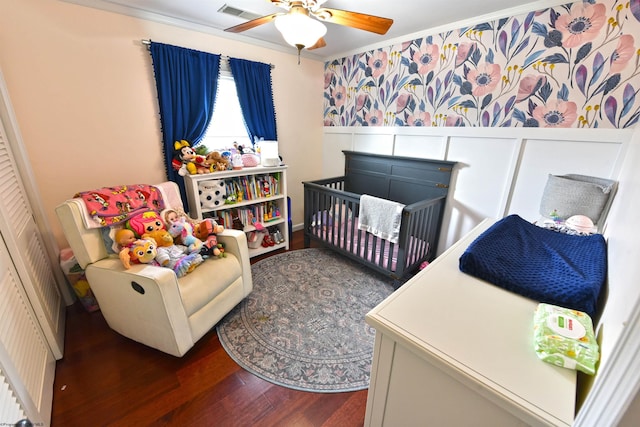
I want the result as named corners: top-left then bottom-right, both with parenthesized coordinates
top-left (224, 0), bottom-right (393, 56)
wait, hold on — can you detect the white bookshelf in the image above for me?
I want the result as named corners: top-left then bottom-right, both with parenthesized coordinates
top-left (183, 165), bottom-right (289, 257)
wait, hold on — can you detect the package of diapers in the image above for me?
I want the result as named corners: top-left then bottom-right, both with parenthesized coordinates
top-left (533, 303), bottom-right (599, 375)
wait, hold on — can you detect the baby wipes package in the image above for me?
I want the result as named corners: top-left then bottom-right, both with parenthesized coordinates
top-left (533, 303), bottom-right (599, 375)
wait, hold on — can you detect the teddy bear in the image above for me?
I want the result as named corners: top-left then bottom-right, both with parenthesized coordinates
top-left (142, 229), bottom-right (204, 277)
top-left (204, 151), bottom-right (230, 172)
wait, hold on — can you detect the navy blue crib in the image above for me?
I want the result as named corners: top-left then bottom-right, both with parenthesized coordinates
top-left (303, 151), bottom-right (456, 283)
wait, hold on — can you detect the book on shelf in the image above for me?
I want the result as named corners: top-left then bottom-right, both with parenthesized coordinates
top-left (222, 172), bottom-right (281, 202)
top-left (214, 202), bottom-right (282, 231)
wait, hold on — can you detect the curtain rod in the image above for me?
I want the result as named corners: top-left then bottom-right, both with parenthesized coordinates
top-left (141, 39), bottom-right (275, 69)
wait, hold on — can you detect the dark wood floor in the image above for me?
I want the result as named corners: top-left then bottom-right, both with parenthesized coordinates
top-left (51, 230), bottom-right (367, 427)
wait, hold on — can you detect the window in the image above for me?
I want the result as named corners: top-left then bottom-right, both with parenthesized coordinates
top-left (199, 72), bottom-right (252, 152)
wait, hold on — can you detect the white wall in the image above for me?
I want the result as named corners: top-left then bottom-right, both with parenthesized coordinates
top-left (0, 0), bottom-right (325, 250)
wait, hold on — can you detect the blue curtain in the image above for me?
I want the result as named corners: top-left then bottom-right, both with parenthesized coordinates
top-left (150, 41), bottom-right (220, 203)
top-left (229, 58), bottom-right (278, 144)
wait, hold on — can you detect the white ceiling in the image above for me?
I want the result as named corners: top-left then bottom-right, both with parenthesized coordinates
top-left (63, 0), bottom-right (556, 60)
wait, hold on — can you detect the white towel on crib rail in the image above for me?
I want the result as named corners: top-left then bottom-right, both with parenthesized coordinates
top-left (358, 194), bottom-right (405, 244)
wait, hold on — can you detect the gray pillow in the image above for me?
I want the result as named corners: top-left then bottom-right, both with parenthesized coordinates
top-left (539, 174), bottom-right (616, 224)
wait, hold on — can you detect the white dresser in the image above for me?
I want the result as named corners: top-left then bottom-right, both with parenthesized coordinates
top-left (364, 219), bottom-right (577, 427)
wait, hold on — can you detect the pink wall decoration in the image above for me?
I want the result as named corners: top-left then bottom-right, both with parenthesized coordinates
top-left (323, 0), bottom-right (640, 128)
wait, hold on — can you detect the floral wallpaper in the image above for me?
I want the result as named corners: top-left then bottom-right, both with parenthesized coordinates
top-left (323, 0), bottom-right (640, 128)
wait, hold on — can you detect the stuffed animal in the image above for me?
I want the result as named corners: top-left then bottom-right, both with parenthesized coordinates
top-left (205, 151), bottom-right (230, 172)
top-left (194, 218), bottom-right (225, 257)
top-left (193, 149), bottom-right (211, 174)
top-left (125, 238), bottom-right (159, 268)
top-left (231, 153), bottom-right (243, 170)
top-left (126, 210), bottom-right (165, 238)
top-left (142, 229), bottom-right (204, 277)
top-left (162, 207), bottom-right (200, 240)
top-left (162, 208), bottom-right (222, 257)
top-left (167, 217), bottom-right (204, 254)
top-left (172, 140), bottom-right (205, 176)
top-left (142, 229), bottom-right (174, 248)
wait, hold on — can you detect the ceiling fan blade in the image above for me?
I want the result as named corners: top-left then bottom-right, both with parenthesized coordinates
top-left (316, 8), bottom-right (393, 35)
top-left (307, 37), bottom-right (327, 50)
top-left (224, 13), bottom-right (280, 33)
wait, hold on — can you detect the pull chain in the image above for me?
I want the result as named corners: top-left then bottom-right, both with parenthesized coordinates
top-left (295, 44), bottom-right (304, 65)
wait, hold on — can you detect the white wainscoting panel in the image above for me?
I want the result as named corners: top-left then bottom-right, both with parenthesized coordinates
top-left (322, 131), bottom-right (352, 177)
top-left (508, 138), bottom-right (626, 222)
top-left (353, 133), bottom-right (394, 155)
top-left (441, 136), bottom-right (520, 251)
top-left (394, 134), bottom-right (446, 159)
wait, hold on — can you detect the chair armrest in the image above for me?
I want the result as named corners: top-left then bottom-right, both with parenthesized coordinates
top-left (216, 229), bottom-right (253, 296)
top-left (85, 257), bottom-right (194, 357)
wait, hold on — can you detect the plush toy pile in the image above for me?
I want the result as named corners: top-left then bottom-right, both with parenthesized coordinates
top-left (116, 207), bottom-right (224, 277)
top-left (171, 140), bottom-right (233, 176)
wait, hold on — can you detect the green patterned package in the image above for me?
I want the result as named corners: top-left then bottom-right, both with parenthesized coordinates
top-left (533, 303), bottom-right (599, 375)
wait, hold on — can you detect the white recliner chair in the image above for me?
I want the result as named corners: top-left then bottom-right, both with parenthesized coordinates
top-left (55, 181), bottom-right (253, 357)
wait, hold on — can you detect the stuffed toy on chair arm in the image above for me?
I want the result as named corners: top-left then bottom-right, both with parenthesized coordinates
top-left (194, 218), bottom-right (225, 257)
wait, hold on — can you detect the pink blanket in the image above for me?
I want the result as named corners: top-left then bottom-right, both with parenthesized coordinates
top-left (74, 184), bottom-right (165, 228)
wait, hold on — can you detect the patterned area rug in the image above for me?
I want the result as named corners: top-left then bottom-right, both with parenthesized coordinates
top-left (216, 248), bottom-right (395, 393)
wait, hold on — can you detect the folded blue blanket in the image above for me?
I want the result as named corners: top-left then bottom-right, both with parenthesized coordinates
top-left (459, 215), bottom-right (607, 318)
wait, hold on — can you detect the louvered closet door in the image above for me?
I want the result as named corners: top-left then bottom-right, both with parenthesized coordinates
top-left (0, 367), bottom-right (27, 424)
top-left (0, 235), bottom-right (55, 426)
top-left (0, 116), bottom-right (64, 359)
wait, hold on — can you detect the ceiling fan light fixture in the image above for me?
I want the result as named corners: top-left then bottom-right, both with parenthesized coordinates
top-left (274, 13), bottom-right (327, 49)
